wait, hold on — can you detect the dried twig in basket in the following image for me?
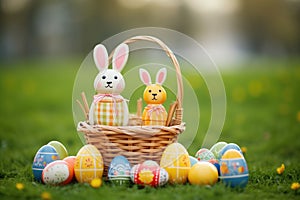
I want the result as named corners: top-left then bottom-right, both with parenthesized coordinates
top-left (136, 98), bottom-right (142, 117)
top-left (76, 92), bottom-right (90, 121)
top-left (166, 101), bottom-right (178, 126)
top-left (81, 92), bottom-right (90, 115)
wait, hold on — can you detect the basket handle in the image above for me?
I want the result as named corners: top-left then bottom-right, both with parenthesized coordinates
top-left (108, 36), bottom-right (184, 125)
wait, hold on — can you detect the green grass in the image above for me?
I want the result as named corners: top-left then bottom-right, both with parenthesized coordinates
top-left (0, 59), bottom-right (300, 199)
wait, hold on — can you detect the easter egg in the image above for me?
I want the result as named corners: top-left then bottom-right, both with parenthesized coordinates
top-left (210, 141), bottom-right (227, 160)
top-left (143, 160), bottom-right (159, 167)
top-left (130, 164), bottom-right (138, 183)
top-left (209, 159), bottom-right (221, 176)
top-left (48, 141), bottom-right (68, 159)
top-left (195, 148), bottom-right (215, 161)
top-left (131, 163), bottom-right (168, 187)
top-left (188, 162), bottom-right (218, 186)
top-left (219, 149), bottom-right (249, 188)
top-left (74, 144), bottom-right (104, 183)
top-left (108, 156), bottom-right (131, 185)
top-left (189, 156), bottom-right (198, 167)
top-left (32, 145), bottom-right (60, 182)
top-left (63, 156), bottom-right (76, 181)
top-left (42, 160), bottom-right (73, 185)
top-left (63, 156), bottom-right (76, 170)
top-left (160, 143), bottom-right (191, 184)
top-left (219, 143), bottom-right (242, 159)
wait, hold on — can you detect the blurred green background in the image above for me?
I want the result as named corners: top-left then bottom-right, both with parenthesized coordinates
top-left (0, 0), bottom-right (300, 199)
top-left (0, 0), bottom-right (299, 61)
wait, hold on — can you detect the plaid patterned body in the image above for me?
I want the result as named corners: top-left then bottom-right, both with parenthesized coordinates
top-left (142, 104), bottom-right (167, 126)
top-left (93, 96), bottom-right (124, 126)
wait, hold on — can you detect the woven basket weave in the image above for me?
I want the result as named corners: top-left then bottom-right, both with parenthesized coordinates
top-left (77, 36), bottom-right (185, 176)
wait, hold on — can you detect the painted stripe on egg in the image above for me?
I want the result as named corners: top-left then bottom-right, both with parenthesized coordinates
top-left (221, 158), bottom-right (246, 161)
top-left (74, 169), bottom-right (103, 172)
top-left (219, 174), bottom-right (249, 179)
top-left (35, 152), bottom-right (60, 155)
top-left (32, 168), bottom-right (44, 171)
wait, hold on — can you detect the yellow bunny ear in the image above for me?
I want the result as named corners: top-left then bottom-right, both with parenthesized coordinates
top-left (156, 68), bottom-right (167, 85)
top-left (139, 68), bottom-right (152, 86)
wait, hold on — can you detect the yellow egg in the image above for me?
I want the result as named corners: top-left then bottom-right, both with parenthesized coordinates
top-left (188, 162), bottom-right (218, 186)
top-left (160, 143), bottom-right (191, 184)
top-left (74, 144), bottom-right (104, 183)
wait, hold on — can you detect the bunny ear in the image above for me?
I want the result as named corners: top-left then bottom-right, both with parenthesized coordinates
top-left (112, 43), bottom-right (129, 72)
top-left (156, 68), bottom-right (167, 85)
top-left (93, 44), bottom-right (109, 71)
top-left (139, 68), bottom-right (152, 86)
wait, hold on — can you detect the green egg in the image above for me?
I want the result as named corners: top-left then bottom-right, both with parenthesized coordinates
top-left (210, 141), bottom-right (227, 160)
top-left (48, 141), bottom-right (68, 159)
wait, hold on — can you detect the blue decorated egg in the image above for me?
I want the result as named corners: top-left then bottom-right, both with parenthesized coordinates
top-left (219, 149), bottom-right (249, 188)
top-left (32, 145), bottom-right (60, 182)
top-left (219, 143), bottom-right (242, 159)
top-left (209, 159), bottom-right (221, 176)
top-left (108, 156), bottom-right (131, 185)
top-left (189, 156), bottom-right (198, 167)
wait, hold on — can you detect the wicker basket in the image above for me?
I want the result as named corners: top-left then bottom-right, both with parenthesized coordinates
top-left (77, 36), bottom-right (185, 176)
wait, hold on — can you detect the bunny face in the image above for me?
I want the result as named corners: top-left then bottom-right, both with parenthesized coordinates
top-left (139, 68), bottom-right (167, 104)
top-left (143, 84), bottom-right (167, 104)
top-left (94, 70), bottom-right (125, 94)
top-left (93, 43), bottom-right (129, 94)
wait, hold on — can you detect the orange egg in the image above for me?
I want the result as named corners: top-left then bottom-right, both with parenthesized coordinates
top-left (63, 156), bottom-right (76, 169)
top-left (63, 156), bottom-right (76, 180)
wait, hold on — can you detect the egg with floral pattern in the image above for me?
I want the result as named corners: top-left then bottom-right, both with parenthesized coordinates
top-left (160, 143), bottom-right (191, 184)
top-left (32, 145), bottom-right (60, 182)
top-left (131, 163), bottom-right (168, 187)
top-left (219, 149), bottom-right (249, 188)
top-left (74, 145), bottom-right (103, 183)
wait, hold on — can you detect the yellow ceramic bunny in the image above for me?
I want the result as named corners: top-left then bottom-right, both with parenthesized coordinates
top-left (139, 68), bottom-right (168, 126)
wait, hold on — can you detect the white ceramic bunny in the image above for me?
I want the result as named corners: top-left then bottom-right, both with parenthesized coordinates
top-left (139, 68), bottom-right (168, 126)
top-left (89, 43), bottom-right (129, 126)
